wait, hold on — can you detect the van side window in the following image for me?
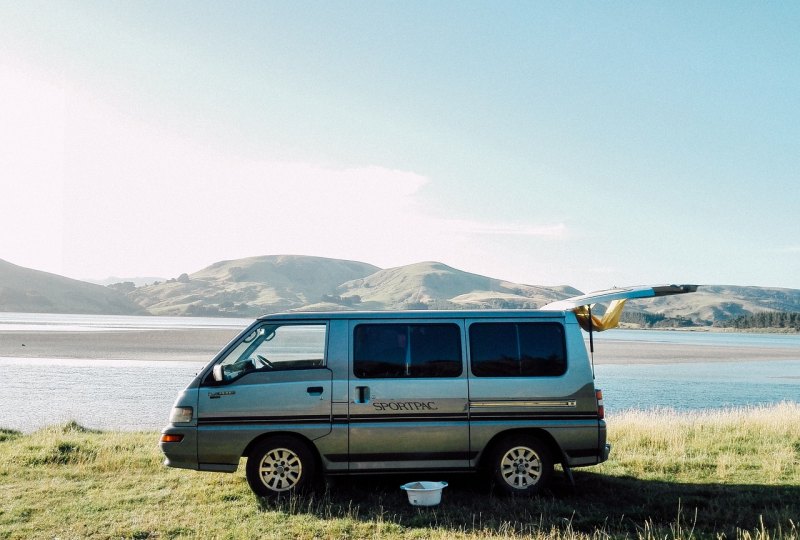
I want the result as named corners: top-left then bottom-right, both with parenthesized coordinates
top-left (469, 322), bottom-right (566, 377)
top-left (214, 324), bottom-right (326, 382)
top-left (353, 324), bottom-right (462, 378)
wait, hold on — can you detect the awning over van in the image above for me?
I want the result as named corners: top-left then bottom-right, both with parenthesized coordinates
top-left (540, 284), bottom-right (698, 332)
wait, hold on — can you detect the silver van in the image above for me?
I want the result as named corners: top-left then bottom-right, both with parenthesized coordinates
top-left (160, 285), bottom-right (696, 497)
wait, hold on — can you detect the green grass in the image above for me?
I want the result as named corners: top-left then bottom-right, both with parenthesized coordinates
top-left (1, 403), bottom-right (798, 539)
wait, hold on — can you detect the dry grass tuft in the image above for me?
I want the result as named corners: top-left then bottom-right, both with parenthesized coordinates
top-left (602, 402), bottom-right (800, 484)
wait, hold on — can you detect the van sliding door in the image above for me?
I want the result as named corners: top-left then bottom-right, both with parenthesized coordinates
top-left (346, 319), bottom-right (470, 471)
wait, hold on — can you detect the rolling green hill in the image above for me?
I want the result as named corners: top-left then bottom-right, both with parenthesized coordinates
top-left (1, 256), bottom-right (798, 327)
top-left (0, 259), bottom-right (146, 315)
top-left (336, 261), bottom-right (574, 310)
top-left (626, 284), bottom-right (800, 326)
top-left (126, 255), bottom-right (380, 316)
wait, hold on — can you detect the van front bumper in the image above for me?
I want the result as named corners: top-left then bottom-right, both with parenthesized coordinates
top-left (159, 426), bottom-right (198, 470)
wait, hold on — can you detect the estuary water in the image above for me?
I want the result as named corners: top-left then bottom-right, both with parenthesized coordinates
top-left (591, 329), bottom-right (800, 409)
top-left (1, 314), bottom-right (798, 432)
top-left (595, 360), bottom-right (800, 411)
top-left (0, 311), bottom-right (251, 331)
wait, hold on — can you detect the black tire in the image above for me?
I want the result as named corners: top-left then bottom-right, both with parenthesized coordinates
top-left (245, 436), bottom-right (316, 497)
top-left (487, 435), bottom-right (553, 495)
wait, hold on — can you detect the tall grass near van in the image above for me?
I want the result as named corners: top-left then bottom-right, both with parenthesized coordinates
top-left (601, 403), bottom-right (800, 485)
top-left (1, 404), bottom-right (798, 539)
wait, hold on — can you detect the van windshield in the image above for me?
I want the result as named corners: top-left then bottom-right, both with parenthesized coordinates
top-left (214, 324), bottom-right (326, 381)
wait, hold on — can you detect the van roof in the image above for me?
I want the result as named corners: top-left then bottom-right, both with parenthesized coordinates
top-left (257, 309), bottom-right (567, 321)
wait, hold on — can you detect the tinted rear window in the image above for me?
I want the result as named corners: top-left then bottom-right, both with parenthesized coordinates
top-left (469, 322), bottom-right (566, 377)
top-left (353, 323), bottom-right (462, 378)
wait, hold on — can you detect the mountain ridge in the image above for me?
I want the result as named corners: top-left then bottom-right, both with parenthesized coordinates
top-left (1, 256), bottom-right (798, 326)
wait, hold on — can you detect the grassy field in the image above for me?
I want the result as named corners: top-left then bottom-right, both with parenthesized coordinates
top-left (1, 403), bottom-right (798, 539)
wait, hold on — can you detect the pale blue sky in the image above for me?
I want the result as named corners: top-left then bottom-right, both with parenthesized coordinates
top-left (1, 1), bottom-right (798, 291)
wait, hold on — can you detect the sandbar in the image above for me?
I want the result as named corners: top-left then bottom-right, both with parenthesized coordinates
top-left (590, 340), bottom-right (799, 364)
top-left (0, 328), bottom-right (240, 363)
top-left (0, 328), bottom-right (797, 364)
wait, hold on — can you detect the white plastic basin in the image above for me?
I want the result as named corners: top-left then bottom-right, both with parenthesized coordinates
top-left (400, 481), bottom-right (448, 506)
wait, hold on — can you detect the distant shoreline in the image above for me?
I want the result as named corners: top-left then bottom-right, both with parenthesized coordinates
top-left (617, 324), bottom-right (799, 334)
top-left (0, 328), bottom-right (239, 363)
top-left (0, 326), bottom-right (797, 365)
top-left (2, 311), bottom-right (796, 335)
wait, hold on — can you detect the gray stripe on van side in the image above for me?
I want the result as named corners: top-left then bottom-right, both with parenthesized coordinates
top-left (469, 400), bottom-right (577, 409)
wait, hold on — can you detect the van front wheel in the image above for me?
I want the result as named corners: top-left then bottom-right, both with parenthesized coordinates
top-left (488, 435), bottom-right (553, 495)
top-left (246, 436), bottom-right (316, 497)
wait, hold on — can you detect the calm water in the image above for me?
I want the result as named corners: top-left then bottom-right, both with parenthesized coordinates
top-left (1, 314), bottom-right (798, 432)
top-left (2, 357), bottom-right (206, 432)
top-left (595, 360), bottom-right (800, 411)
top-left (0, 312), bottom-right (251, 332)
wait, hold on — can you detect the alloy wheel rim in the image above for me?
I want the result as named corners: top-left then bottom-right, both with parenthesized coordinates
top-left (258, 447), bottom-right (303, 492)
top-left (500, 446), bottom-right (542, 489)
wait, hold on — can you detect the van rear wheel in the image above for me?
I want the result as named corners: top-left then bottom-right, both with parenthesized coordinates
top-left (488, 435), bottom-right (553, 495)
top-left (246, 436), bottom-right (316, 497)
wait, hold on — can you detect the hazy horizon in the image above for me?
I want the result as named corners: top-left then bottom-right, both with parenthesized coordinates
top-left (3, 254), bottom-right (797, 294)
top-left (2, 3), bottom-right (798, 292)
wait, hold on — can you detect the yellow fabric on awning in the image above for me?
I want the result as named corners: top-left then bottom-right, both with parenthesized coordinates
top-left (573, 299), bottom-right (627, 332)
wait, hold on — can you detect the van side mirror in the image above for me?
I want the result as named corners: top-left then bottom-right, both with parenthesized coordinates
top-left (212, 364), bottom-right (224, 382)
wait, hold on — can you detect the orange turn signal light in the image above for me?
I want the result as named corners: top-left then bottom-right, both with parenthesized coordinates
top-left (160, 434), bottom-right (184, 443)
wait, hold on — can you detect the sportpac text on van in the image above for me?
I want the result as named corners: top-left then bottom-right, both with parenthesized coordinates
top-left (160, 284), bottom-right (697, 496)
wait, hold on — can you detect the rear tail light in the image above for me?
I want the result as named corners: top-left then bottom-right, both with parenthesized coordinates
top-left (596, 389), bottom-right (605, 420)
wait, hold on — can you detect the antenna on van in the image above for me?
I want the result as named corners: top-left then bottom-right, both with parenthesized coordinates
top-left (587, 305), bottom-right (595, 379)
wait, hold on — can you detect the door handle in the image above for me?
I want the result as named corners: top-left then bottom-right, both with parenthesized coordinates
top-left (307, 386), bottom-right (324, 396)
top-left (354, 386), bottom-right (370, 404)
top-left (208, 390), bottom-right (235, 399)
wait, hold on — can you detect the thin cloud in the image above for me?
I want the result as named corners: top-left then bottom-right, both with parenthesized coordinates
top-left (438, 219), bottom-right (567, 238)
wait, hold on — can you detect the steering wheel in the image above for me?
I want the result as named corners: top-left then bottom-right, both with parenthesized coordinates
top-left (254, 354), bottom-right (274, 369)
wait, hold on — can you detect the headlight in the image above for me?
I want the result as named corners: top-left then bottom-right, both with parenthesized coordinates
top-left (169, 406), bottom-right (193, 423)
